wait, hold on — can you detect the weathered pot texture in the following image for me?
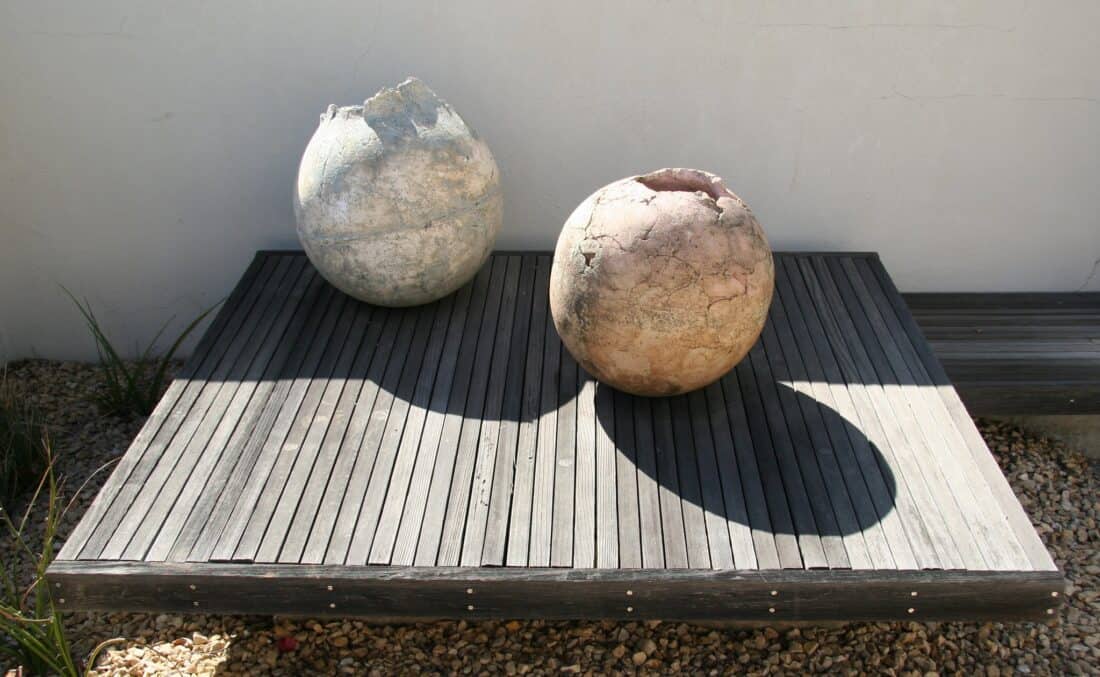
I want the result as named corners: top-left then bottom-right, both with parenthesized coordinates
top-left (549, 168), bottom-right (774, 397)
top-left (294, 77), bottom-right (502, 307)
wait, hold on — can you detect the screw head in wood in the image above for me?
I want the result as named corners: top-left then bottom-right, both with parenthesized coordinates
top-left (193, 601), bottom-right (199, 607)
top-left (189, 584), bottom-right (197, 591)
top-left (907, 608), bottom-right (915, 614)
top-left (467, 604), bottom-right (475, 611)
top-left (626, 606), bottom-right (633, 613)
top-left (1051, 591), bottom-right (1059, 597)
top-left (55, 583), bottom-right (61, 588)
top-left (1047, 608), bottom-right (1055, 615)
top-left (911, 591), bottom-right (918, 597)
top-left (466, 588), bottom-right (474, 594)
top-left (59, 598), bottom-right (65, 604)
top-left (327, 585), bottom-right (333, 591)
top-left (770, 590), bottom-right (778, 596)
top-left (626, 590), bottom-right (633, 596)
top-left (330, 603), bottom-right (336, 609)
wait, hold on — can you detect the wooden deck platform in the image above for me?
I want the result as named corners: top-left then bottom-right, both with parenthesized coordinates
top-left (48, 251), bottom-right (1064, 621)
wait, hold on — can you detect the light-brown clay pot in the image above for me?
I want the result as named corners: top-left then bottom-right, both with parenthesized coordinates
top-left (549, 168), bottom-right (774, 396)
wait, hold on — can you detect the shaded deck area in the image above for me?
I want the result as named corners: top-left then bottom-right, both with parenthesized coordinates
top-left (48, 252), bottom-right (1063, 621)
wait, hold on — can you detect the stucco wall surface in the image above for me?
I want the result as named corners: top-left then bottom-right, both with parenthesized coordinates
top-left (1, 0), bottom-right (1097, 360)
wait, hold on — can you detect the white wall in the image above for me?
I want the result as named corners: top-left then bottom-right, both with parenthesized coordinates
top-left (2, 0), bottom-right (1098, 361)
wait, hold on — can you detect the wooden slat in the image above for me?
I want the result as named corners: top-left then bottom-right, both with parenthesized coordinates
top-left (809, 257), bottom-right (972, 570)
top-left (767, 284), bottom-right (875, 569)
top-left (793, 257), bottom-right (943, 570)
top-left (702, 379), bottom-right (766, 570)
top-left (612, 389), bottom-right (642, 569)
top-left (503, 257), bottom-right (552, 566)
top-left (670, 396), bottom-right (711, 569)
top-left (97, 257), bottom-right (308, 561)
top-left (233, 300), bottom-right (379, 562)
top-left (165, 275), bottom-right (335, 562)
top-left (526, 296), bottom-right (562, 567)
top-left (836, 257), bottom-right (1031, 571)
top-left (594, 382), bottom-right (619, 569)
top-left (254, 305), bottom-right (397, 564)
top-left (868, 258), bottom-right (1059, 571)
top-left (58, 252), bottom-right (272, 562)
top-left (630, 397), bottom-right (665, 569)
top-left (227, 297), bottom-right (364, 562)
top-left (367, 294), bottom-right (462, 566)
top-left (386, 281), bottom-right (477, 566)
top-left (340, 308), bottom-right (436, 565)
top-left (652, 398), bottom-right (688, 569)
top-left (49, 560), bottom-right (1066, 622)
top-left (411, 264), bottom-right (494, 566)
top-left (435, 256), bottom-right (511, 566)
top-left (458, 256), bottom-right (523, 566)
top-left (209, 293), bottom-right (353, 562)
top-left (480, 255), bottom-right (538, 565)
top-left (573, 369), bottom-right (597, 568)
top-left (774, 257), bottom-right (906, 570)
top-left (549, 351), bottom-right (577, 568)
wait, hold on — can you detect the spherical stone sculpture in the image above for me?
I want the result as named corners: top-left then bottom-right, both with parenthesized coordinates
top-left (294, 78), bottom-right (502, 307)
top-left (549, 168), bottom-right (774, 397)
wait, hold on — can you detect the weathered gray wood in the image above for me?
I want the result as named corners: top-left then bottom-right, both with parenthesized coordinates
top-left (766, 286), bottom-right (873, 569)
top-left (232, 299), bottom-right (373, 563)
top-left (168, 276), bottom-right (336, 562)
top-left (631, 397), bottom-right (665, 569)
top-left (808, 257), bottom-right (966, 570)
top-left (210, 293), bottom-right (354, 562)
top-left (298, 305), bottom-right (397, 565)
top-left (387, 282), bottom-right (476, 566)
top-left (573, 368), bottom-right (597, 568)
top-left (411, 265), bottom-right (494, 566)
top-left (686, 388), bottom-right (735, 570)
top-left (527, 294), bottom-right (562, 567)
top-left (740, 344), bottom-right (826, 569)
top-left (594, 382), bottom-right (619, 568)
top-left (612, 389), bottom-right (642, 569)
top-left (256, 305), bottom-right (393, 564)
top-left (342, 309), bottom-right (436, 565)
top-left (869, 259), bottom-right (1059, 571)
top-left (836, 257), bottom-right (1030, 571)
top-left (56, 251), bottom-right (1064, 623)
top-left (48, 560), bottom-right (1065, 622)
top-left (367, 295), bottom-right (461, 566)
top-left (58, 252), bottom-right (272, 562)
top-left (480, 255), bottom-right (538, 565)
top-left (435, 256), bottom-right (510, 566)
top-left (504, 257), bottom-right (552, 566)
top-left (101, 257), bottom-right (309, 561)
top-left (550, 351), bottom-right (577, 568)
top-left (702, 379), bottom-right (765, 570)
top-left (651, 397), bottom-right (688, 569)
top-left (458, 256), bottom-right (523, 566)
top-left (670, 396), bottom-right (711, 569)
top-left (794, 257), bottom-right (941, 570)
top-left (773, 257), bottom-right (903, 570)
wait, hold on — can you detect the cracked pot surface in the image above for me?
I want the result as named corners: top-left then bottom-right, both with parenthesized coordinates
top-left (550, 168), bottom-right (774, 396)
top-left (294, 77), bottom-right (502, 307)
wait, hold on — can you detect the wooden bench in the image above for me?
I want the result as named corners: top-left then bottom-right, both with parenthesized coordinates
top-left (904, 293), bottom-right (1100, 415)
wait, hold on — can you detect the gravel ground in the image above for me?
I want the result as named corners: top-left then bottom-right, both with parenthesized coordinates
top-left (2, 360), bottom-right (1097, 676)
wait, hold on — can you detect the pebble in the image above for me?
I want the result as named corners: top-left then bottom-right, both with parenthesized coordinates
top-left (2, 362), bottom-right (1097, 675)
